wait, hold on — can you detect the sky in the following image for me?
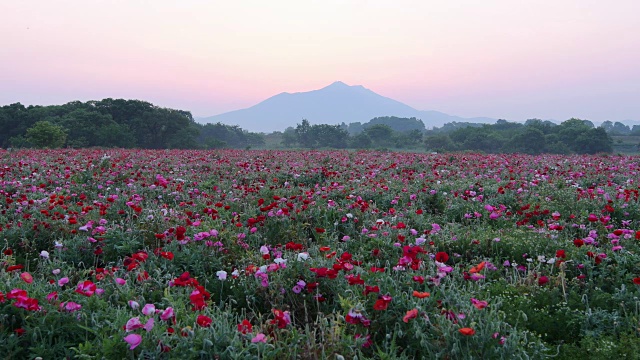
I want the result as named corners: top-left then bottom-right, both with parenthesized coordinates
top-left (1, 0), bottom-right (639, 122)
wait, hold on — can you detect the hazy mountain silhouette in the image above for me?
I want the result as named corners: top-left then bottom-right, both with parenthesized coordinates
top-left (199, 81), bottom-right (495, 133)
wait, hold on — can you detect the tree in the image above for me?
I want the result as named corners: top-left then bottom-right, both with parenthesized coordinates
top-left (364, 124), bottom-right (394, 147)
top-left (25, 121), bottom-right (67, 148)
top-left (345, 122), bottom-right (364, 135)
top-left (601, 121), bottom-right (614, 133)
top-left (365, 116), bottom-right (426, 133)
top-left (350, 132), bottom-right (372, 148)
top-left (506, 127), bottom-right (546, 154)
top-left (281, 127), bottom-right (297, 147)
top-left (394, 129), bottom-right (423, 148)
top-left (557, 119), bottom-right (593, 152)
top-left (611, 122), bottom-right (631, 135)
top-left (295, 119), bottom-right (313, 146)
top-left (59, 108), bottom-right (115, 147)
top-left (94, 123), bottom-right (137, 148)
top-left (312, 124), bottom-right (349, 148)
top-left (525, 119), bottom-right (557, 135)
top-left (167, 125), bottom-right (200, 149)
top-left (424, 134), bottom-right (454, 151)
top-left (574, 127), bottom-right (613, 154)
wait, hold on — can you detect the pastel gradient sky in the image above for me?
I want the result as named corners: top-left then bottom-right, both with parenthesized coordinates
top-left (2, 0), bottom-right (639, 121)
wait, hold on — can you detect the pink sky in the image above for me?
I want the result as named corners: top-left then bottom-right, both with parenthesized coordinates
top-left (1, 0), bottom-right (639, 122)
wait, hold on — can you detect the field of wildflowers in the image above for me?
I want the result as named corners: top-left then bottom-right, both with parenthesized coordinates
top-left (1, 149), bottom-right (640, 359)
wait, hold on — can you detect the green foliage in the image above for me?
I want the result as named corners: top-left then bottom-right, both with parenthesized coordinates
top-left (198, 122), bottom-right (265, 149)
top-left (294, 119), bottom-right (350, 148)
top-left (0, 99), bottom-right (268, 149)
top-left (25, 120), bottom-right (67, 148)
top-left (363, 116), bottom-right (426, 133)
top-left (434, 118), bottom-right (613, 154)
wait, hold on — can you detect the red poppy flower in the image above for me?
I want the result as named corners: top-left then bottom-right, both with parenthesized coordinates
top-left (190, 289), bottom-right (207, 310)
top-left (459, 327), bottom-right (475, 336)
top-left (469, 261), bottom-right (486, 274)
top-left (435, 252), bottom-right (449, 263)
top-left (633, 277), bottom-right (640, 285)
top-left (196, 315), bottom-right (212, 327)
top-left (412, 291), bottom-right (430, 299)
top-left (237, 319), bottom-right (253, 334)
top-left (160, 251), bottom-right (174, 260)
top-left (6, 264), bottom-right (23, 272)
top-left (19, 273), bottom-right (34, 284)
top-left (363, 285), bottom-right (380, 295)
top-left (373, 294), bottom-right (392, 310)
top-left (403, 308), bottom-right (419, 323)
top-left (75, 280), bottom-right (96, 297)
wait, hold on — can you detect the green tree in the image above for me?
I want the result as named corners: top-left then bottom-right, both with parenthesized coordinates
top-left (574, 127), bottom-right (613, 154)
top-left (525, 119), bottom-right (557, 135)
top-left (556, 118), bottom-right (593, 151)
top-left (364, 116), bottom-right (426, 133)
top-left (393, 129), bottom-right (423, 148)
top-left (611, 122), bottom-right (631, 135)
top-left (59, 108), bottom-right (115, 147)
top-left (281, 127), bottom-right (297, 147)
top-left (364, 124), bottom-right (394, 147)
top-left (309, 124), bottom-right (349, 148)
top-left (94, 123), bottom-right (137, 148)
top-left (506, 127), bottom-right (546, 154)
top-left (350, 132), bottom-right (372, 148)
top-left (295, 119), bottom-right (314, 146)
top-left (424, 134), bottom-right (455, 151)
top-left (25, 121), bottom-right (67, 148)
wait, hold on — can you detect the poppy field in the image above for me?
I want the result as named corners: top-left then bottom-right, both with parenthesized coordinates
top-left (1, 148), bottom-right (640, 359)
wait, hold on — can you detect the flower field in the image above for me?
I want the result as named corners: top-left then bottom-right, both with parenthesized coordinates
top-left (1, 149), bottom-right (640, 359)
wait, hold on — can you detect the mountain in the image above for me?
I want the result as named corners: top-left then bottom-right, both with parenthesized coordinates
top-left (198, 81), bottom-right (496, 133)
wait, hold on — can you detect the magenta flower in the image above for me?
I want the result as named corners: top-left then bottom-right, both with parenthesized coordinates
top-left (60, 301), bottom-right (82, 312)
top-left (125, 317), bottom-right (144, 332)
top-left (75, 280), bottom-right (97, 297)
top-left (251, 333), bottom-right (267, 343)
top-left (128, 300), bottom-right (140, 309)
top-left (123, 333), bottom-right (142, 350)
top-left (142, 304), bottom-right (155, 316)
top-left (143, 317), bottom-right (154, 332)
top-left (471, 298), bottom-right (488, 310)
top-left (160, 307), bottom-right (174, 321)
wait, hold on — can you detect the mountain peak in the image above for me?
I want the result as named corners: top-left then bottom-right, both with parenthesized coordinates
top-left (323, 81), bottom-right (360, 89)
top-left (200, 82), bottom-right (496, 132)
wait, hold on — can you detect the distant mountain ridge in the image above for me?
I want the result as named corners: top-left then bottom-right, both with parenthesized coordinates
top-left (198, 81), bottom-right (496, 133)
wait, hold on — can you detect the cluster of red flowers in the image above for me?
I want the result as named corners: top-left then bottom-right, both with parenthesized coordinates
top-left (6, 289), bottom-right (40, 311)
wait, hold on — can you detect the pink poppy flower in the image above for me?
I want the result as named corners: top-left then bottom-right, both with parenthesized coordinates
top-left (123, 333), bottom-right (142, 350)
top-left (251, 333), bottom-right (267, 343)
top-left (142, 304), bottom-right (155, 316)
top-left (160, 307), bottom-right (174, 321)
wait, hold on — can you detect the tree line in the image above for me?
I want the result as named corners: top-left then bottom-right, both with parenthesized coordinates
top-left (423, 119), bottom-right (614, 154)
top-left (0, 100), bottom-right (264, 149)
top-left (0, 100), bottom-right (620, 154)
top-left (278, 118), bottom-right (615, 154)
